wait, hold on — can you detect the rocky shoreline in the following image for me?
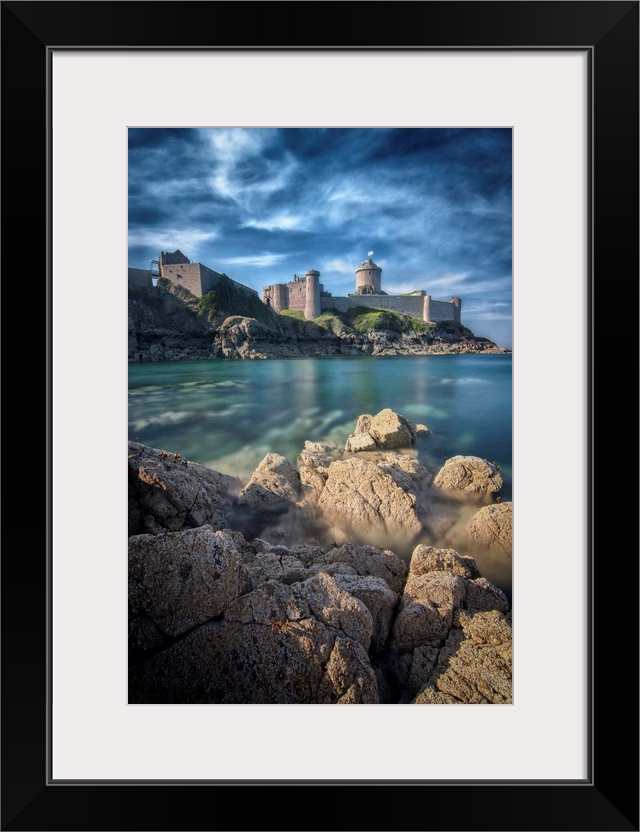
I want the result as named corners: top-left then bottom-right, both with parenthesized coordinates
top-left (128, 290), bottom-right (509, 361)
top-left (129, 409), bottom-right (512, 704)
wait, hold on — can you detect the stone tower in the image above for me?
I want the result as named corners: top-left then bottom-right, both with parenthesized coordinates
top-left (304, 270), bottom-right (321, 320)
top-left (355, 258), bottom-right (382, 293)
top-left (451, 296), bottom-right (462, 322)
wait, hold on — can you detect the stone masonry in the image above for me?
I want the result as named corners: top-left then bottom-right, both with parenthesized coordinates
top-left (262, 258), bottom-right (462, 323)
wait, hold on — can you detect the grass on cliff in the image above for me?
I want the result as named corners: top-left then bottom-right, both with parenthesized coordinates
top-left (277, 306), bottom-right (448, 336)
top-left (344, 307), bottom-right (436, 335)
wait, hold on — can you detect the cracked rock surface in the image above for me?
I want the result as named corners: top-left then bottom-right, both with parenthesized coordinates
top-left (128, 441), bottom-right (238, 536)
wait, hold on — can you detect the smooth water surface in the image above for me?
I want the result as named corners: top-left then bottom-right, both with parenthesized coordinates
top-left (129, 354), bottom-right (512, 497)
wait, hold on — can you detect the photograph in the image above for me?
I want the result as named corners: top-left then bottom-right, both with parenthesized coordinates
top-left (3, 0), bottom-right (637, 828)
top-left (127, 127), bottom-right (513, 705)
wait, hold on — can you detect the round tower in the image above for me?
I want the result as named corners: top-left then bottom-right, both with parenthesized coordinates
top-left (304, 269), bottom-right (321, 320)
top-left (451, 296), bottom-right (462, 322)
top-left (355, 258), bottom-right (382, 293)
top-left (423, 294), bottom-right (432, 322)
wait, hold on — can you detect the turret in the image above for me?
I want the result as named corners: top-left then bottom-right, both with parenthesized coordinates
top-left (355, 258), bottom-right (382, 294)
top-left (451, 296), bottom-right (462, 322)
top-left (304, 270), bottom-right (321, 320)
top-left (423, 294), bottom-right (432, 322)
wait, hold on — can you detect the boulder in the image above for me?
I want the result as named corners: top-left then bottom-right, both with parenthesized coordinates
top-left (433, 455), bottom-right (503, 498)
top-left (388, 545), bottom-right (510, 700)
top-left (465, 502), bottom-right (513, 553)
top-left (128, 526), bottom-right (251, 654)
top-left (239, 453), bottom-right (301, 509)
top-left (317, 457), bottom-right (423, 546)
top-left (413, 610), bottom-right (512, 704)
top-left (344, 408), bottom-right (416, 452)
top-left (128, 441), bottom-right (239, 536)
top-left (129, 575), bottom-right (379, 704)
top-left (415, 423), bottom-right (431, 436)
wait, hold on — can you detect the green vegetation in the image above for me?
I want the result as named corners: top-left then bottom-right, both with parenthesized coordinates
top-left (156, 276), bottom-right (171, 290)
top-left (343, 307), bottom-right (436, 335)
top-left (279, 309), bottom-right (306, 320)
top-left (276, 305), bottom-right (445, 337)
top-left (197, 274), bottom-right (274, 326)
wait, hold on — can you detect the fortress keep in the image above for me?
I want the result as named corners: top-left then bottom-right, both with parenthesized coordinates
top-left (262, 258), bottom-right (462, 323)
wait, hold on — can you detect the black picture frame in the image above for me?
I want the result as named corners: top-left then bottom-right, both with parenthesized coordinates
top-left (2, 2), bottom-right (638, 830)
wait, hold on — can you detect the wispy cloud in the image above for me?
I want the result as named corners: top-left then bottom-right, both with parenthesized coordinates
top-left (323, 258), bottom-right (356, 274)
top-left (244, 214), bottom-right (302, 231)
top-left (220, 253), bottom-right (290, 268)
top-left (128, 127), bottom-right (512, 346)
top-left (127, 228), bottom-right (217, 250)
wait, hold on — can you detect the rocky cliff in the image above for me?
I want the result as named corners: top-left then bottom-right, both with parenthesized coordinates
top-left (128, 285), bottom-right (509, 361)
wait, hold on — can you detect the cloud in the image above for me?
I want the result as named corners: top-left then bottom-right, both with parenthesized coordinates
top-left (323, 258), bottom-right (356, 274)
top-left (220, 253), bottom-right (290, 268)
top-left (127, 228), bottom-right (217, 250)
top-left (244, 214), bottom-right (302, 231)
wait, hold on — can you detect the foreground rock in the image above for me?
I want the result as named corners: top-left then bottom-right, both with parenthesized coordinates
top-left (239, 453), bottom-right (301, 509)
top-left (465, 502), bottom-right (513, 554)
top-left (128, 526), bottom-right (251, 656)
top-left (318, 457), bottom-right (424, 546)
top-left (128, 442), bottom-right (239, 536)
top-left (345, 408), bottom-right (416, 452)
top-left (413, 609), bottom-right (512, 704)
top-left (130, 573), bottom-right (379, 704)
top-left (433, 455), bottom-right (503, 499)
top-left (127, 442), bottom-right (512, 704)
top-left (386, 545), bottom-right (510, 701)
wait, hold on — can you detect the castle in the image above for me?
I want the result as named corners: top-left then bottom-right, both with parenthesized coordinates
top-left (128, 249), bottom-right (260, 301)
top-left (262, 258), bottom-right (462, 323)
top-left (128, 250), bottom-right (462, 326)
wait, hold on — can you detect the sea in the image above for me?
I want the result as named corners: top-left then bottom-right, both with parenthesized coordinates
top-left (129, 353), bottom-right (512, 594)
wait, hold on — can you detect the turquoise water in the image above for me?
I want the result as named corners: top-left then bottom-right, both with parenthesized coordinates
top-left (129, 354), bottom-right (512, 594)
top-left (129, 354), bottom-right (512, 496)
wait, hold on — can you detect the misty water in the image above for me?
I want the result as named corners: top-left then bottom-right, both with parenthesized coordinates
top-left (129, 354), bottom-right (512, 595)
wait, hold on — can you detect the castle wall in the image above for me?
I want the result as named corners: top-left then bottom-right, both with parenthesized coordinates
top-left (159, 262), bottom-right (226, 297)
top-left (286, 279), bottom-right (308, 313)
top-left (263, 284), bottom-right (289, 312)
top-left (427, 299), bottom-right (459, 322)
top-left (128, 267), bottom-right (152, 292)
top-left (198, 264), bottom-right (224, 295)
top-left (321, 295), bottom-right (425, 318)
top-left (160, 263), bottom-right (207, 297)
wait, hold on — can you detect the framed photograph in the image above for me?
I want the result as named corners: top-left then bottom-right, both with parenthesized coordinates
top-left (3, 2), bottom-right (637, 830)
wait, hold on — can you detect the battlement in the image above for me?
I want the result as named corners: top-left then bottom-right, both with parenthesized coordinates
top-left (262, 258), bottom-right (462, 323)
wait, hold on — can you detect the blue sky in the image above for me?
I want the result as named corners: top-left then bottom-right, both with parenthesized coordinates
top-left (129, 128), bottom-right (512, 347)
